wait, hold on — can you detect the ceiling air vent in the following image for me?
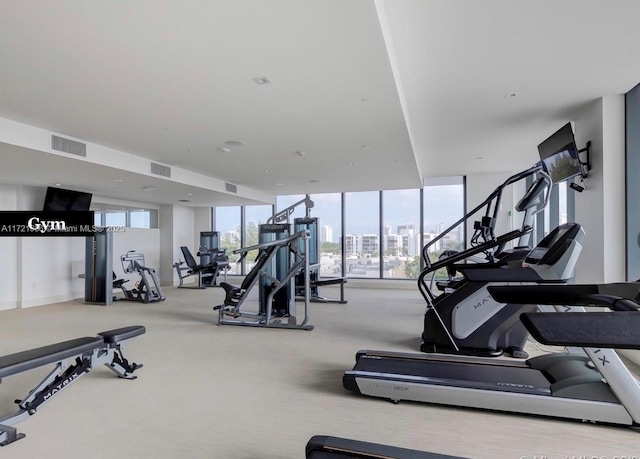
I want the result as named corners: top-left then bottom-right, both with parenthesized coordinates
top-left (225, 183), bottom-right (237, 193)
top-left (51, 135), bottom-right (86, 157)
top-left (151, 162), bottom-right (171, 178)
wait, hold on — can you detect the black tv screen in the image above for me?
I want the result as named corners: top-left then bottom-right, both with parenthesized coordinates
top-left (43, 187), bottom-right (92, 211)
top-left (537, 123), bottom-right (582, 183)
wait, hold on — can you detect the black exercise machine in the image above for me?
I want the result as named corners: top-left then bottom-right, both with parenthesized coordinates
top-left (345, 288), bottom-right (640, 426)
top-left (0, 325), bottom-right (145, 446)
top-left (173, 246), bottom-right (229, 289)
top-left (294, 217), bottom-right (347, 304)
top-left (418, 166), bottom-right (587, 358)
top-left (305, 436), bottom-right (466, 459)
top-left (113, 251), bottom-right (165, 303)
top-left (213, 229), bottom-right (314, 330)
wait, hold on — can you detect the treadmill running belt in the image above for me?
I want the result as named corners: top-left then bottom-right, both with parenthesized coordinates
top-left (351, 356), bottom-right (551, 395)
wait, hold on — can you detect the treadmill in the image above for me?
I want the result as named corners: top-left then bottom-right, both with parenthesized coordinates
top-left (343, 286), bottom-right (640, 426)
top-left (305, 436), bottom-right (466, 459)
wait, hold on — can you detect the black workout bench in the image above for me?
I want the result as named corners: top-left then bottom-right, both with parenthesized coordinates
top-left (0, 325), bottom-right (145, 446)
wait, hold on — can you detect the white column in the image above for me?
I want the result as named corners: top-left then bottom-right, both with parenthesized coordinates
top-left (573, 96), bottom-right (626, 283)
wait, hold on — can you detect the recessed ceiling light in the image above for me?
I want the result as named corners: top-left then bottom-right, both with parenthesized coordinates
top-left (185, 149), bottom-right (192, 153)
top-left (113, 179), bottom-right (123, 182)
top-left (348, 162), bottom-right (358, 166)
top-left (142, 186), bottom-right (157, 191)
top-left (265, 169), bottom-right (270, 173)
top-left (55, 183), bottom-right (62, 186)
top-left (224, 140), bottom-right (244, 147)
top-left (161, 127), bottom-right (168, 131)
top-left (253, 76), bottom-right (272, 85)
top-left (309, 180), bottom-right (320, 183)
top-left (504, 92), bottom-right (517, 99)
top-left (296, 151), bottom-right (306, 157)
top-left (218, 147), bottom-right (231, 153)
top-left (187, 193), bottom-right (193, 196)
top-left (393, 160), bottom-right (400, 163)
top-left (361, 97), bottom-right (368, 102)
top-left (115, 188), bottom-right (121, 191)
top-left (179, 199), bottom-right (191, 203)
top-left (276, 183), bottom-right (284, 186)
top-left (476, 156), bottom-right (483, 160)
top-left (361, 144), bottom-right (371, 149)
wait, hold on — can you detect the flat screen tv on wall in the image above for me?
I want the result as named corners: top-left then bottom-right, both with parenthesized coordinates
top-left (537, 122), bottom-right (583, 183)
top-left (42, 187), bottom-right (92, 211)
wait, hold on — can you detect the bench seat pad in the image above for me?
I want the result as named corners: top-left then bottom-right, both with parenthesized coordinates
top-left (0, 337), bottom-right (104, 379)
top-left (98, 326), bottom-right (146, 344)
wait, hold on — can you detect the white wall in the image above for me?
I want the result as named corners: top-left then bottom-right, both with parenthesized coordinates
top-left (0, 183), bottom-right (166, 308)
top-left (159, 205), bottom-right (174, 286)
top-left (158, 204), bottom-right (196, 286)
top-left (113, 228), bottom-right (161, 284)
top-left (573, 96), bottom-right (626, 284)
top-left (0, 185), bottom-right (18, 310)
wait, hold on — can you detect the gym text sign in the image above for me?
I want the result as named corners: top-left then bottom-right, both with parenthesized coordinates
top-left (0, 211), bottom-right (96, 236)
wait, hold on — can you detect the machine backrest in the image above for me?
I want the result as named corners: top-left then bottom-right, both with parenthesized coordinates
top-left (180, 246), bottom-right (198, 269)
top-left (240, 245), bottom-right (278, 291)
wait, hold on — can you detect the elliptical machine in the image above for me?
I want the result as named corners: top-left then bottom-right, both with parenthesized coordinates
top-left (419, 166), bottom-right (584, 358)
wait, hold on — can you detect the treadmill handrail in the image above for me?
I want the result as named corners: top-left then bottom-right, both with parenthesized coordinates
top-left (422, 165), bottom-right (546, 268)
top-left (418, 226), bottom-right (531, 303)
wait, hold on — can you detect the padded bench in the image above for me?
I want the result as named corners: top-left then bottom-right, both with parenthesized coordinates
top-left (0, 325), bottom-right (145, 446)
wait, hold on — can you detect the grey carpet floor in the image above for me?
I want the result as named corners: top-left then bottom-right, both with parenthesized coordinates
top-left (0, 285), bottom-right (639, 458)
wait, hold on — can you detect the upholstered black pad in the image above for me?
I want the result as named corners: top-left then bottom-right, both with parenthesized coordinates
top-left (0, 337), bottom-right (104, 379)
top-left (312, 277), bottom-right (346, 286)
top-left (521, 312), bottom-right (640, 349)
top-left (306, 435), bottom-right (466, 459)
top-left (488, 284), bottom-right (599, 305)
top-left (98, 326), bottom-right (146, 344)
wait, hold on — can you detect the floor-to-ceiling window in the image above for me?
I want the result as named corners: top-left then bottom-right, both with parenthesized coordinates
top-left (382, 189), bottom-right (421, 279)
top-left (244, 204), bottom-right (274, 274)
top-left (309, 193), bottom-right (342, 277)
top-left (344, 191), bottom-right (380, 278)
top-left (215, 206), bottom-right (241, 274)
top-left (212, 178), bottom-right (466, 280)
top-left (423, 179), bottom-right (465, 278)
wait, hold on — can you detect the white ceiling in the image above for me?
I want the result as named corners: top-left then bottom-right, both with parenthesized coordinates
top-left (1, 0), bottom-right (639, 205)
top-left (378, 0), bottom-right (640, 177)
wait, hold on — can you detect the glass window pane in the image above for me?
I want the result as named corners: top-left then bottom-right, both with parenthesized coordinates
top-left (130, 210), bottom-right (150, 229)
top-left (383, 189), bottom-right (421, 279)
top-left (423, 183), bottom-right (465, 280)
top-left (558, 181), bottom-right (568, 224)
top-left (94, 212), bottom-right (102, 226)
top-left (244, 205), bottom-right (274, 273)
top-left (309, 193), bottom-right (342, 277)
top-left (215, 206), bottom-right (241, 274)
top-left (344, 191), bottom-right (379, 278)
top-left (105, 211), bottom-right (126, 227)
top-left (276, 194), bottom-right (307, 223)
